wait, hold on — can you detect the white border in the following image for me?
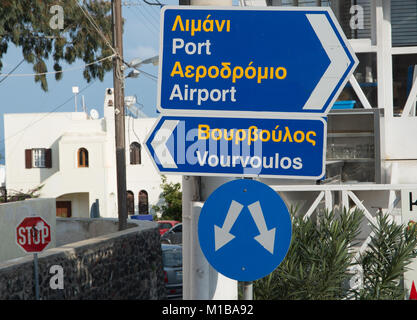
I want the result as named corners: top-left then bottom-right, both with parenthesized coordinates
top-left (157, 5), bottom-right (358, 117)
top-left (143, 113), bottom-right (327, 180)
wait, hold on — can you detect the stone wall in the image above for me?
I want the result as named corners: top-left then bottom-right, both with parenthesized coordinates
top-left (0, 220), bottom-right (165, 299)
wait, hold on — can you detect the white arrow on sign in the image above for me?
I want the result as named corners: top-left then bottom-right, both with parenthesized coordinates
top-left (214, 199), bottom-right (276, 254)
top-left (150, 119), bottom-right (178, 169)
top-left (214, 200), bottom-right (244, 251)
top-left (247, 201), bottom-right (276, 254)
top-left (303, 13), bottom-right (353, 111)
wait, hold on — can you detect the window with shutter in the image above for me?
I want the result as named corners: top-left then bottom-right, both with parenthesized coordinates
top-left (25, 149), bottom-right (32, 169)
top-left (45, 149), bottom-right (52, 168)
top-left (127, 191), bottom-right (134, 215)
top-left (26, 149), bottom-right (52, 168)
top-left (33, 149), bottom-right (45, 168)
top-left (77, 148), bottom-right (89, 167)
top-left (139, 190), bottom-right (149, 214)
top-left (56, 201), bottom-right (72, 217)
top-left (129, 142), bottom-right (142, 165)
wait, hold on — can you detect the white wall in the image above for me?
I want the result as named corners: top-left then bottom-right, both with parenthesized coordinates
top-left (384, 118), bottom-right (417, 160)
top-left (4, 112), bottom-right (113, 218)
top-left (383, 117), bottom-right (417, 184)
top-left (0, 198), bottom-right (56, 263)
top-left (125, 116), bottom-right (181, 214)
top-left (0, 165), bottom-right (5, 187)
top-left (4, 112), bottom-right (102, 190)
top-left (56, 193), bottom-right (89, 218)
top-left (3, 89), bottom-right (181, 219)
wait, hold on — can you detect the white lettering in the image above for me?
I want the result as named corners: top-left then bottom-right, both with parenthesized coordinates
top-left (25, 227), bottom-right (32, 245)
top-left (49, 265), bottom-right (64, 290)
top-left (42, 226), bottom-right (49, 243)
top-left (49, 5), bottom-right (64, 30)
top-left (172, 39), bottom-right (212, 55)
top-left (172, 38), bottom-right (184, 54)
top-left (169, 84), bottom-right (183, 101)
top-left (194, 151), bottom-right (303, 171)
top-left (17, 227), bottom-right (26, 245)
top-left (350, 5), bottom-right (364, 30)
top-left (169, 85), bottom-right (237, 106)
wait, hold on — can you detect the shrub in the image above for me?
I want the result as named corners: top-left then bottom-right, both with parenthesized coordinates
top-left (0, 185), bottom-right (43, 203)
top-left (352, 212), bottom-right (417, 300)
top-left (254, 207), bottom-right (364, 300)
top-left (253, 207), bottom-right (417, 300)
top-left (152, 175), bottom-right (182, 221)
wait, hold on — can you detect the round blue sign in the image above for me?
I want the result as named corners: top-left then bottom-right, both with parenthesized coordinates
top-left (198, 179), bottom-right (292, 281)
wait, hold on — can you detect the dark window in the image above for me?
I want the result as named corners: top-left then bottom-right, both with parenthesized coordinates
top-left (127, 190), bottom-right (134, 215)
top-left (130, 142), bottom-right (141, 165)
top-left (162, 247), bottom-right (182, 268)
top-left (56, 201), bottom-right (72, 217)
top-left (139, 190), bottom-right (149, 214)
top-left (172, 224), bottom-right (182, 233)
top-left (393, 54), bottom-right (417, 115)
top-left (78, 148), bottom-right (89, 167)
top-left (45, 149), bottom-right (52, 168)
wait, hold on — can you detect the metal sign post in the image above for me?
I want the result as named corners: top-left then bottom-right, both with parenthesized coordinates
top-left (242, 281), bottom-right (253, 300)
top-left (33, 253), bottom-right (40, 300)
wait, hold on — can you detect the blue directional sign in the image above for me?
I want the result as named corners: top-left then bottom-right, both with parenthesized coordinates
top-left (144, 115), bottom-right (327, 179)
top-left (157, 6), bottom-right (358, 116)
top-left (198, 179), bottom-right (292, 281)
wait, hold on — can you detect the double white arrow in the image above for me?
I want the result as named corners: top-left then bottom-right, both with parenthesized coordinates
top-left (214, 200), bottom-right (276, 254)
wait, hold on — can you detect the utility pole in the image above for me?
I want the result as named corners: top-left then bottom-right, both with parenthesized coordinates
top-left (111, 0), bottom-right (128, 231)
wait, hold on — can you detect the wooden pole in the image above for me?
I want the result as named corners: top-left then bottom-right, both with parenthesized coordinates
top-left (111, 0), bottom-right (128, 230)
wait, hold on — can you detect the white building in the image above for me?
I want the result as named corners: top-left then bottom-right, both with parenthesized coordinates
top-left (3, 88), bottom-right (181, 219)
top-left (0, 165), bottom-right (5, 188)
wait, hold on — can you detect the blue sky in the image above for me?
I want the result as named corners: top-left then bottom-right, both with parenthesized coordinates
top-left (0, 0), bottom-right (238, 164)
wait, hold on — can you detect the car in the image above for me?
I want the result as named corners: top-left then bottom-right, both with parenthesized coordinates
top-left (161, 244), bottom-right (182, 299)
top-left (161, 223), bottom-right (182, 244)
top-left (157, 220), bottom-right (180, 236)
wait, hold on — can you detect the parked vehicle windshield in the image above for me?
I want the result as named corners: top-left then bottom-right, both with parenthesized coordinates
top-left (162, 248), bottom-right (182, 268)
top-left (159, 223), bottom-right (173, 230)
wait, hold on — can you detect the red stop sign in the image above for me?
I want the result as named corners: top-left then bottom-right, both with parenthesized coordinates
top-left (16, 216), bottom-right (51, 253)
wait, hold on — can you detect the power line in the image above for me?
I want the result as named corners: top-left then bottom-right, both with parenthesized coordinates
top-left (122, 0), bottom-right (164, 6)
top-left (0, 80), bottom-right (97, 145)
top-left (75, 0), bottom-right (118, 56)
top-left (0, 54), bottom-right (115, 78)
top-left (135, 68), bottom-right (158, 81)
top-left (142, 0), bottom-right (164, 7)
top-left (149, 1), bottom-right (163, 16)
top-left (128, 6), bottom-right (159, 37)
top-left (140, 1), bottom-right (161, 27)
top-left (133, 6), bottom-right (160, 34)
top-left (0, 58), bottom-right (25, 85)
